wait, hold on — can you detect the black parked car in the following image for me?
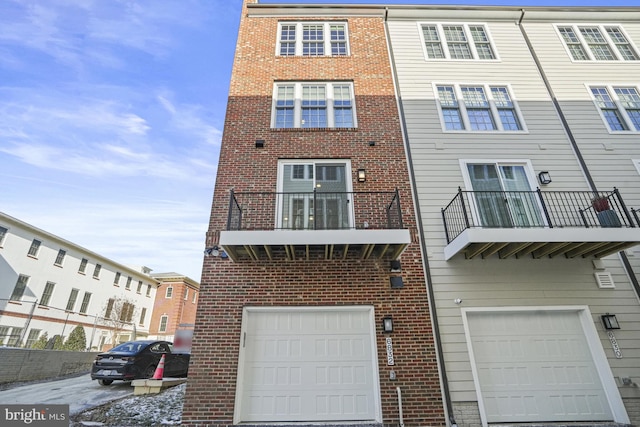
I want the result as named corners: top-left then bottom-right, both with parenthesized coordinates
top-left (91, 340), bottom-right (190, 385)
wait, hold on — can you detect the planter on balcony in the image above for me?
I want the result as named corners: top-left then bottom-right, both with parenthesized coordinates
top-left (592, 196), bottom-right (610, 213)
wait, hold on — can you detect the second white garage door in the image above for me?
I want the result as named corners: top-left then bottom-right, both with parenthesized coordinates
top-left (235, 306), bottom-right (381, 423)
top-left (465, 309), bottom-right (613, 424)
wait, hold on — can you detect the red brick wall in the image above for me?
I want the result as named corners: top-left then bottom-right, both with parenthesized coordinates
top-left (182, 2), bottom-right (445, 426)
top-left (149, 280), bottom-right (198, 337)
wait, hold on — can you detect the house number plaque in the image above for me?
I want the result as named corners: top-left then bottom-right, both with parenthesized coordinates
top-left (607, 331), bottom-right (623, 359)
top-left (386, 337), bottom-right (395, 366)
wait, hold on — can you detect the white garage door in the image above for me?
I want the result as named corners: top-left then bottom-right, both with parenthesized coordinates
top-left (235, 307), bottom-right (380, 423)
top-left (466, 310), bottom-right (613, 424)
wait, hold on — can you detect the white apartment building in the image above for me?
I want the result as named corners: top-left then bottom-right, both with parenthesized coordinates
top-left (0, 211), bottom-right (159, 350)
top-left (387, 5), bottom-right (640, 427)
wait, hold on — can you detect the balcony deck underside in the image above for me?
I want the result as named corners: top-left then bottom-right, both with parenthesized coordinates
top-left (220, 229), bottom-right (410, 262)
top-left (444, 228), bottom-right (640, 260)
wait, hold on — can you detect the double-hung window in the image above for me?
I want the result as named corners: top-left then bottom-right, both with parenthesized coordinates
top-left (40, 281), bottom-right (55, 306)
top-left (557, 25), bottom-right (639, 61)
top-left (277, 22), bottom-right (349, 57)
top-left (28, 239), bottom-right (41, 257)
top-left (54, 249), bottom-right (66, 266)
top-left (80, 292), bottom-right (91, 314)
top-left (10, 274), bottom-right (29, 301)
top-left (421, 23), bottom-right (496, 60)
top-left (273, 82), bottom-right (355, 129)
top-left (590, 85), bottom-right (640, 132)
top-left (436, 84), bottom-right (524, 132)
top-left (66, 288), bottom-right (79, 312)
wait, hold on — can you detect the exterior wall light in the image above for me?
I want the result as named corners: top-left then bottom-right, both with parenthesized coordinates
top-left (382, 316), bottom-right (393, 333)
top-left (538, 171), bottom-right (552, 185)
top-left (357, 169), bottom-right (366, 182)
top-left (601, 313), bottom-right (620, 330)
top-left (390, 260), bottom-right (401, 272)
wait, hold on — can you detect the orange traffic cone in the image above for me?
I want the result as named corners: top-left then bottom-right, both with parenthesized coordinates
top-left (152, 354), bottom-right (165, 379)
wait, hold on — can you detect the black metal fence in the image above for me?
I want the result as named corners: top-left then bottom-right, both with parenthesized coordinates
top-left (227, 190), bottom-right (403, 231)
top-left (442, 188), bottom-right (636, 243)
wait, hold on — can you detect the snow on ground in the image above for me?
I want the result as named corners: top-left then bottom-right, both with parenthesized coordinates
top-left (71, 383), bottom-right (185, 426)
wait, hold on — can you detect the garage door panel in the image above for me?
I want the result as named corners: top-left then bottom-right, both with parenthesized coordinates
top-left (467, 311), bottom-right (613, 423)
top-left (238, 308), bottom-right (378, 423)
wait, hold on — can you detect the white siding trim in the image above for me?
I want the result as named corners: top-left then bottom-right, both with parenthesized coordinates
top-left (461, 305), bottom-right (629, 427)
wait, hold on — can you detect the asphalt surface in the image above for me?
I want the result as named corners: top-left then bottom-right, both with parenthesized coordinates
top-left (0, 373), bottom-right (133, 415)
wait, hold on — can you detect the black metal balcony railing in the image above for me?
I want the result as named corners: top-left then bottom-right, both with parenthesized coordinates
top-left (227, 189), bottom-right (403, 231)
top-left (442, 188), bottom-right (636, 244)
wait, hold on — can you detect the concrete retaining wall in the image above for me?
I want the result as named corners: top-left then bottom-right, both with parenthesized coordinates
top-left (0, 347), bottom-right (99, 385)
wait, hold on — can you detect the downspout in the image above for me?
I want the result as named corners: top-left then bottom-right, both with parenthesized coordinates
top-left (517, 9), bottom-right (640, 299)
top-left (397, 386), bottom-right (405, 427)
top-left (383, 7), bottom-right (457, 427)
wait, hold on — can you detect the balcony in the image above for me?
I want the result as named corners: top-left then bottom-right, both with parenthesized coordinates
top-left (219, 190), bottom-right (410, 261)
top-left (442, 188), bottom-right (640, 260)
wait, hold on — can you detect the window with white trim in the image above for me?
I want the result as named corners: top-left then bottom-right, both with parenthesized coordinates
top-left (27, 239), bottom-right (41, 257)
top-left (125, 276), bottom-right (132, 290)
top-left (54, 249), bottom-right (66, 266)
top-left (40, 281), bottom-right (55, 306)
top-left (66, 288), bottom-right (79, 312)
top-left (557, 24), bottom-right (639, 61)
top-left (590, 85), bottom-right (640, 131)
top-left (114, 272), bottom-right (121, 286)
top-left (421, 23), bottom-right (496, 60)
top-left (92, 264), bottom-right (101, 279)
top-left (139, 308), bottom-right (147, 326)
top-left (159, 315), bottom-right (168, 333)
top-left (78, 258), bottom-right (88, 274)
top-left (273, 82), bottom-right (355, 129)
top-left (166, 286), bottom-right (173, 298)
top-left (277, 22), bottom-right (349, 57)
top-left (0, 226), bottom-right (8, 246)
top-left (79, 292), bottom-right (91, 314)
top-left (10, 274), bottom-right (29, 301)
top-left (435, 84), bottom-right (524, 132)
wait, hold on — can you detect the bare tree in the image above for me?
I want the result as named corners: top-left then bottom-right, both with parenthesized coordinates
top-left (101, 296), bottom-right (138, 347)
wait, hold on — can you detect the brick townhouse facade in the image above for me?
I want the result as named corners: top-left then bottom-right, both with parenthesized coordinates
top-left (181, 1), bottom-right (446, 426)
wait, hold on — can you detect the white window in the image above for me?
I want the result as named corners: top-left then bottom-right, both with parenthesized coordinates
top-left (79, 292), bottom-right (91, 314)
top-left (25, 329), bottom-right (41, 348)
top-left (272, 82), bottom-right (355, 129)
top-left (146, 284), bottom-right (151, 297)
top-left (159, 315), bottom-right (168, 333)
top-left (589, 85), bottom-right (640, 132)
top-left (54, 249), bottom-right (66, 266)
top-left (420, 23), bottom-right (496, 60)
top-left (461, 159), bottom-right (543, 228)
top-left (0, 226), bottom-right (7, 246)
top-left (10, 274), bottom-right (29, 301)
top-left (40, 281), bottom-right (55, 306)
top-left (139, 308), bottom-right (147, 326)
top-left (557, 24), bottom-right (639, 61)
top-left (114, 272), bottom-right (121, 286)
top-left (27, 239), bottom-right (41, 257)
top-left (92, 264), bottom-right (101, 279)
top-left (277, 160), bottom-right (354, 230)
top-left (184, 288), bottom-right (189, 300)
top-left (277, 22), bottom-right (349, 57)
top-left (192, 291), bottom-right (197, 304)
top-left (136, 281), bottom-right (143, 293)
top-left (66, 288), bottom-right (79, 312)
top-left (166, 286), bottom-right (173, 298)
top-left (435, 84), bottom-right (524, 132)
top-left (125, 276), bottom-right (132, 290)
top-left (78, 258), bottom-right (88, 273)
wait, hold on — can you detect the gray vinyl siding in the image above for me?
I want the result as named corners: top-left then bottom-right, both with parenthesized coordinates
top-left (388, 13), bottom-right (640, 405)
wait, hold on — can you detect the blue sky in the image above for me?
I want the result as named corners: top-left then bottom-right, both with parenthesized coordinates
top-left (1, 0), bottom-right (636, 281)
